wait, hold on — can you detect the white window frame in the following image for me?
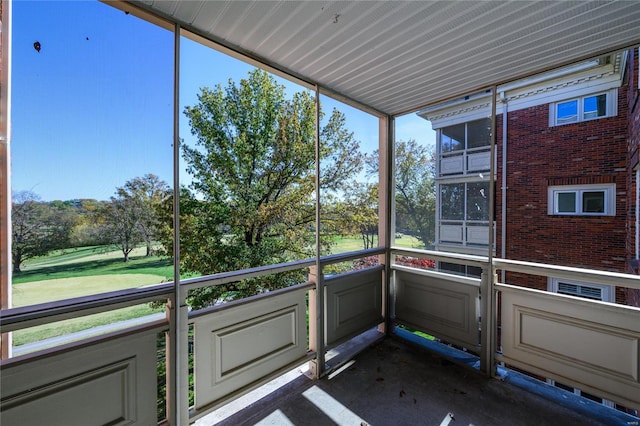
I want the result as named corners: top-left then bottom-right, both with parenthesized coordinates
top-left (547, 184), bottom-right (615, 216)
top-left (437, 118), bottom-right (492, 177)
top-left (547, 277), bottom-right (614, 303)
top-left (549, 89), bottom-right (617, 126)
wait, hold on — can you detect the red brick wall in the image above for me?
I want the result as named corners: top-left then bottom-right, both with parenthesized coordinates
top-left (495, 83), bottom-right (629, 296)
top-left (625, 48), bottom-right (640, 307)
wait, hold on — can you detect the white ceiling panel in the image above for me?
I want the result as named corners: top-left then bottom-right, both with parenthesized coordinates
top-left (129, 0), bottom-right (640, 115)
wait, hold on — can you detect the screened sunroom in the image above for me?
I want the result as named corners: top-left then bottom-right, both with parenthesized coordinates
top-left (1, 1), bottom-right (640, 425)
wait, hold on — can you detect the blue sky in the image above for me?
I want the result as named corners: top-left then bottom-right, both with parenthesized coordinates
top-left (12, 0), bottom-right (434, 202)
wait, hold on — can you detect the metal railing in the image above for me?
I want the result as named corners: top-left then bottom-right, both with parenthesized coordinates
top-left (2, 247), bottom-right (639, 422)
top-left (0, 248), bottom-right (385, 334)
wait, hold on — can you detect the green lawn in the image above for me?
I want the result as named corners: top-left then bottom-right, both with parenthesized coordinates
top-left (23, 245), bottom-right (121, 267)
top-left (12, 304), bottom-right (163, 347)
top-left (329, 235), bottom-right (371, 253)
top-left (10, 234), bottom-right (424, 347)
top-left (330, 234), bottom-right (424, 252)
top-left (13, 248), bottom-right (173, 285)
top-left (11, 246), bottom-right (171, 347)
top-left (12, 274), bottom-right (167, 307)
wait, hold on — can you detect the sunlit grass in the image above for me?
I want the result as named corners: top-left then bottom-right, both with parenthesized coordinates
top-left (12, 246), bottom-right (171, 347)
top-left (10, 235), bottom-right (423, 347)
top-left (13, 251), bottom-right (173, 285)
top-left (12, 274), bottom-right (167, 307)
top-left (23, 245), bottom-right (110, 267)
top-left (12, 304), bottom-right (164, 347)
top-left (329, 233), bottom-right (424, 252)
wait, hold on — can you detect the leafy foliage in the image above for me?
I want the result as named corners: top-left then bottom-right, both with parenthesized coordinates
top-left (395, 256), bottom-right (435, 269)
top-left (11, 191), bottom-right (75, 273)
top-left (367, 140), bottom-right (436, 249)
top-left (100, 174), bottom-right (169, 262)
top-left (172, 69), bottom-right (363, 308)
top-left (332, 182), bottom-right (378, 250)
top-left (118, 174), bottom-right (170, 257)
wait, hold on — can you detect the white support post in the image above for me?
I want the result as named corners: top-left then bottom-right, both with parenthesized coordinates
top-left (167, 22), bottom-right (189, 426)
top-left (308, 265), bottom-right (324, 378)
top-left (481, 86), bottom-right (498, 378)
top-left (310, 85), bottom-right (325, 379)
top-left (0, 0), bottom-right (12, 361)
top-left (480, 266), bottom-right (497, 377)
top-left (378, 115), bottom-right (393, 334)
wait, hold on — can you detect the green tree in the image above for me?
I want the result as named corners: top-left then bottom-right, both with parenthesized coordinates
top-left (119, 174), bottom-right (170, 257)
top-left (367, 140), bottom-right (436, 249)
top-left (332, 183), bottom-right (378, 250)
top-left (69, 199), bottom-right (109, 247)
top-left (101, 175), bottom-right (169, 262)
top-left (11, 191), bottom-right (74, 273)
top-left (100, 194), bottom-right (142, 263)
top-left (173, 69), bottom-right (362, 308)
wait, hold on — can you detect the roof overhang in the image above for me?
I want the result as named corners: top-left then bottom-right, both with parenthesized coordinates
top-left (125, 1), bottom-right (640, 117)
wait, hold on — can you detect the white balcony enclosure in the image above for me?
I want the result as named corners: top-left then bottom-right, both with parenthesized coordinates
top-left (2, 1), bottom-right (640, 425)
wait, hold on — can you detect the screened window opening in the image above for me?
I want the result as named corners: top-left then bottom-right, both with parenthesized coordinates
top-left (551, 91), bottom-right (615, 126)
top-left (438, 118), bottom-right (491, 177)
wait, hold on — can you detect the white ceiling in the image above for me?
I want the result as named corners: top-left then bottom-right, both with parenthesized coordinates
top-left (130, 1), bottom-right (640, 116)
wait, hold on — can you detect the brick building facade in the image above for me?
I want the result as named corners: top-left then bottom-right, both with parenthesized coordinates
top-left (420, 49), bottom-right (640, 307)
top-left (625, 48), bottom-right (640, 306)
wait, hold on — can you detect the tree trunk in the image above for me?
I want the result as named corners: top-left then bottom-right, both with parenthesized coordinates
top-left (146, 241), bottom-right (152, 257)
top-left (12, 253), bottom-right (22, 273)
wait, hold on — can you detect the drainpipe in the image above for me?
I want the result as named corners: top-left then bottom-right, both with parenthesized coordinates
top-left (635, 168), bottom-right (640, 260)
top-left (500, 92), bottom-right (507, 283)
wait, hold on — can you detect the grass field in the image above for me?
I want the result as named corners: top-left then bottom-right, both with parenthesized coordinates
top-left (10, 234), bottom-right (423, 348)
top-left (12, 246), bottom-right (171, 347)
top-left (14, 246), bottom-right (173, 285)
top-left (12, 274), bottom-right (167, 307)
top-left (326, 234), bottom-right (423, 253)
top-left (12, 304), bottom-right (162, 347)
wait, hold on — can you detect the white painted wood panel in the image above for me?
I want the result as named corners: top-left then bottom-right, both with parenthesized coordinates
top-left (325, 267), bottom-right (383, 346)
top-left (440, 225), bottom-right (463, 243)
top-left (499, 284), bottom-right (640, 410)
top-left (193, 287), bottom-right (308, 410)
top-left (466, 225), bottom-right (489, 245)
top-left (395, 270), bottom-right (480, 349)
top-left (440, 156), bottom-right (464, 175)
top-left (0, 328), bottom-right (160, 426)
top-left (466, 151), bottom-right (491, 172)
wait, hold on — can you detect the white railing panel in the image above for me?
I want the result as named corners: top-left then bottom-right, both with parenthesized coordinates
top-left (193, 287), bottom-right (308, 411)
top-left (440, 224), bottom-right (464, 243)
top-left (325, 267), bottom-right (383, 346)
top-left (466, 225), bottom-right (489, 245)
top-left (440, 155), bottom-right (464, 175)
top-left (0, 326), bottom-right (161, 426)
top-left (467, 151), bottom-right (491, 172)
top-left (395, 270), bottom-right (480, 349)
top-left (499, 283), bottom-right (640, 410)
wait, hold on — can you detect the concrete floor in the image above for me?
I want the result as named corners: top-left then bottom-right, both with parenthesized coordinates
top-left (196, 336), bottom-right (636, 426)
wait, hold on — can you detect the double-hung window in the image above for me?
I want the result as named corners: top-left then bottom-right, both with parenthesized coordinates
top-left (548, 184), bottom-right (615, 216)
top-left (550, 90), bottom-right (617, 126)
